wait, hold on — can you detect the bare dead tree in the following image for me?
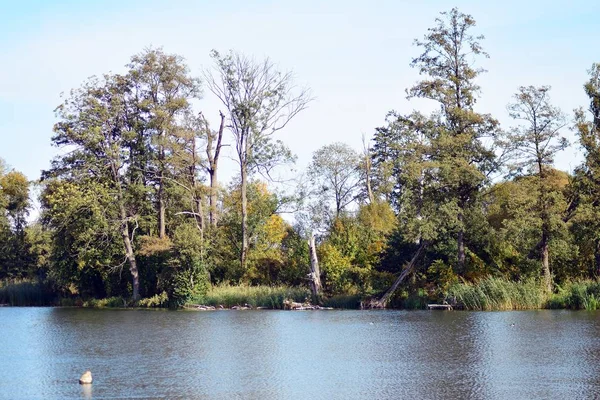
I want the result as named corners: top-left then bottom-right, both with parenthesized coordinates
top-left (205, 49), bottom-right (312, 270)
top-left (199, 111), bottom-right (225, 227)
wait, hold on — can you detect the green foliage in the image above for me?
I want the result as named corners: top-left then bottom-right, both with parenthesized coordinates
top-left (0, 170), bottom-right (32, 279)
top-left (82, 296), bottom-right (126, 308)
top-left (0, 171), bottom-right (30, 231)
top-left (138, 292), bottom-right (169, 308)
top-left (318, 242), bottom-right (353, 294)
top-left (427, 260), bottom-right (459, 294)
top-left (41, 180), bottom-right (122, 298)
top-left (5, 27), bottom-right (600, 310)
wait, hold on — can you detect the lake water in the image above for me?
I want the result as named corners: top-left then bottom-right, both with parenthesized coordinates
top-left (0, 308), bottom-right (599, 399)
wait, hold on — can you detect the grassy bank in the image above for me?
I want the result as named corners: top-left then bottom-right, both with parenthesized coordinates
top-left (0, 279), bottom-right (169, 308)
top-left (6, 277), bottom-right (600, 311)
top-left (448, 277), bottom-right (600, 311)
top-left (191, 284), bottom-right (310, 309)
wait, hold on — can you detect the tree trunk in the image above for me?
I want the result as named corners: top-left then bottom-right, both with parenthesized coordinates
top-left (457, 213), bottom-right (465, 272)
top-left (240, 162), bottom-right (249, 270)
top-left (209, 171), bottom-right (218, 226)
top-left (158, 133), bottom-right (167, 238)
top-left (119, 204), bottom-right (140, 301)
top-left (372, 242), bottom-right (428, 308)
top-left (362, 135), bottom-right (375, 204)
top-left (158, 182), bottom-right (166, 238)
top-left (202, 111), bottom-right (225, 228)
top-left (208, 112), bottom-right (225, 227)
top-left (541, 230), bottom-right (551, 293)
top-left (111, 158), bottom-right (140, 301)
top-left (595, 238), bottom-right (600, 277)
top-left (539, 160), bottom-right (552, 293)
top-left (308, 233), bottom-right (322, 303)
top-left (190, 132), bottom-right (204, 240)
top-left (195, 198), bottom-right (204, 239)
top-left (366, 175), bottom-right (374, 204)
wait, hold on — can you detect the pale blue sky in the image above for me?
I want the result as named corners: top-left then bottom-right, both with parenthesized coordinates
top-left (1, 0), bottom-right (599, 192)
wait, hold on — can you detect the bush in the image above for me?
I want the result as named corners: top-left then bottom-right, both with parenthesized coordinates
top-left (82, 296), bottom-right (126, 308)
top-left (138, 291), bottom-right (169, 308)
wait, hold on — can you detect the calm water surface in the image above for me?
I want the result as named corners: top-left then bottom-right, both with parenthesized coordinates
top-left (0, 308), bottom-right (599, 399)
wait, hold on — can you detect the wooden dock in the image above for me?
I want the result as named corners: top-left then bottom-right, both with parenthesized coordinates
top-left (427, 304), bottom-right (453, 310)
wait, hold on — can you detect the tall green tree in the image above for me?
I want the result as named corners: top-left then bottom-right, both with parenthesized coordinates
top-left (572, 63), bottom-right (600, 275)
top-left (506, 85), bottom-right (568, 292)
top-left (50, 74), bottom-right (143, 300)
top-left (407, 8), bottom-right (499, 271)
top-left (0, 169), bottom-right (31, 278)
top-left (206, 50), bottom-right (311, 270)
top-left (127, 48), bottom-right (201, 239)
top-left (0, 171), bottom-right (29, 233)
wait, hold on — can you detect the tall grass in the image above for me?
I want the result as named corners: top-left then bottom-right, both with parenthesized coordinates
top-left (192, 284), bottom-right (310, 309)
top-left (448, 277), bottom-right (546, 310)
top-left (547, 280), bottom-right (600, 310)
top-left (0, 279), bottom-right (56, 306)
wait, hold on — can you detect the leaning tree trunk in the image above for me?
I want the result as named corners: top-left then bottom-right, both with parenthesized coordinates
top-left (370, 242), bottom-right (428, 308)
top-left (308, 233), bottom-right (322, 303)
top-left (111, 160), bottom-right (140, 301)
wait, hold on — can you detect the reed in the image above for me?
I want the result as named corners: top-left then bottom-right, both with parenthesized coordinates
top-left (448, 277), bottom-right (546, 310)
top-left (547, 280), bottom-right (600, 310)
top-left (0, 279), bottom-right (55, 306)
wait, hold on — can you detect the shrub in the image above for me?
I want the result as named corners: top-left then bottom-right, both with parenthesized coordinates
top-left (82, 296), bottom-right (126, 308)
top-left (138, 291), bottom-right (169, 308)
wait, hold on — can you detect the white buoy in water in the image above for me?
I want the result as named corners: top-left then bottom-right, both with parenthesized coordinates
top-left (79, 370), bottom-right (93, 384)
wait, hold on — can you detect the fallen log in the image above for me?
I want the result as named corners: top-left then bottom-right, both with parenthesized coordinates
top-left (283, 299), bottom-right (333, 310)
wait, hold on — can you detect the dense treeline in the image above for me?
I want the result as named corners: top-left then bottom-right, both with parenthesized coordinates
top-left (2, 8), bottom-right (600, 308)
